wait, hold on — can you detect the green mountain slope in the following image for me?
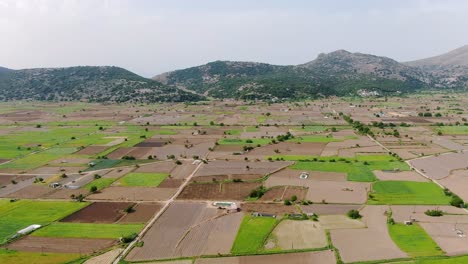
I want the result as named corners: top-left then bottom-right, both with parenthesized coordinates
top-left (153, 50), bottom-right (431, 100)
top-left (0, 66), bottom-right (204, 103)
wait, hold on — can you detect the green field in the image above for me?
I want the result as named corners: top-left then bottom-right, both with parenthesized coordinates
top-left (0, 200), bottom-right (89, 244)
top-left (218, 138), bottom-right (272, 146)
top-left (118, 172), bottom-right (168, 187)
top-left (152, 129), bottom-right (177, 135)
top-left (368, 181), bottom-right (450, 205)
top-left (32, 222), bottom-right (143, 239)
top-left (389, 223), bottom-right (444, 257)
top-left (416, 256), bottom-right (468, 263)
top-left (289, 135), bottom-right (341, 143)
top-left (0, 249), bottom-right (80, 264)
top-left (83, 178), bottom-right (116, 191)
top-left (288, 155), bottom-right (409, 182)
top-left (0, 147), bottom-right (78, 170)
top-left (231, 216), bottom-right (277, 254)
top-left (437, 126), bottom-right (468, 135)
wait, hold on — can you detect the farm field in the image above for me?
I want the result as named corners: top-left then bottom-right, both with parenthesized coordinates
top-left (117, 172), bottom-right (169, 187)
top-left (0, 199), bottom-right (89, 244)
top-left (0, 96), bottom-right (467, 263)
top-left (389, 223), bottom-right (444, 257)
top-left (368, 181), bottom-right (451, 205)
top-left (231, 215), bottom-right (278, 254)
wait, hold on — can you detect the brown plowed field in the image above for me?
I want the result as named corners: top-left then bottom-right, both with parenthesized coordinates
top-left (119, 203), bottom-right (162, 223)
top-left (195, 250), bottom-right (336, 264)
top-left (106, 147), bottom-right (134, 159)
top-left (192, 174), bottom-right (263, 182)
top-left (7, 236), bottom-right (116, 254)
top-left (5, 184), bottom-right (56, 199)
top-left (87, 186), bottom-right (176, 201)
top-left (331, 206), bottom-right (407, 262)
top-left (0, 175), bottom-right (33, 186)
top-left (260, 186), bottom-right (308, 201)
top-left (195, 160), bottom-right (292, 177)
top-left (177, 182), bottom-right (260, 200)
top-left (126, 202), bottom-right (222, 261)
top-left (247, 142), bottom-right (326, 156)
top-left (240, 202), bottom-right (300, 215)
top-left (60, 202), bottom-right (134, 223)
top-left (301, 204), bottom-right (362, 215)
top-left (158, 178), bottom-right (184, 188)
top-left (76, 146), bottom-right (108, 155)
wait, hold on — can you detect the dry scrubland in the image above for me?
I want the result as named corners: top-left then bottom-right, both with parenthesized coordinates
top-left (0, 94), bottom-right (467, 263)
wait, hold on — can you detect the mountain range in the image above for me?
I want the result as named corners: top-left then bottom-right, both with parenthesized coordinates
top-left (1, 45), bottom-right (467, 102)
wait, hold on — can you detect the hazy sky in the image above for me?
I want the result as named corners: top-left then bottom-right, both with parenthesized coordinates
top-left (1, 0), bottom-right (468, 77)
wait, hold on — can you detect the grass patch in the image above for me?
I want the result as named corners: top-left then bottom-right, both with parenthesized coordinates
top-left (118, 173), bottom-right (168, 187)
top-left (218, 138), bottom-right (272, 146)
top-left (288, 155), bottom-right (409, 182)
top-left (389, 223), bottom-right (444, 257)
top-left (0, 147), bottom-right (77, 170)
top-left (0, 200), bottom-right (89, 244)
top-left (153, 129), bottom-right (177, 135)
top-left (368, 181), bottom-right (450, 205)
top-left (32, 222), bottom-right (143, 239)
top-left (437, 126), bottom-right (468, 135)
top-left (0, 249), bottom-right (81, 264)
top-left (83, 178), bottom-right (115, 191)
top-left (231, 215), bottom-right (277, 254)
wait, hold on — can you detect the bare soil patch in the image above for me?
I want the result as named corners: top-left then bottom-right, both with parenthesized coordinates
top-left (158, 178), bottom-right (184, 188)
top-left (60, 202), bottom-right (134, 223)
top-left (260, 186), bottom-right (308, 202)
top-left (410, 152), bottom-right (468, 179)
top-left (177, 182), bottom-right (260, 200)
top-left (7, 236), bottom-right (116, 254)
top-left (87, 186), bottom-right (176, 201)
top-left (195, 250), bottom-right (336, 264)
top-left (267, 220), bottom-right (327, 250)
top-left (195, 160), bottom-right (292, 177)
top-left (240, 202), bottom-right (300, 215)
top-left (5, 184), bottom-right (56, 199)
top-left (330, 206), bottom-right (407, 262)
top-left (126, 202), bottom-right (222, 261)
top-left (373, 170), bottom-right (429, 182)
top-left (420, 222), bottom-right (468, 256)
top-left (119, 203), bottom-right (162, 223)
top-left (301, 204), bottom-right (362, 215)
top-left (76, 146), bottom-right (108, 156)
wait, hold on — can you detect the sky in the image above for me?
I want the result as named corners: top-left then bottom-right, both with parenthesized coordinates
top-left (1, 0), bottom-right (468, 77)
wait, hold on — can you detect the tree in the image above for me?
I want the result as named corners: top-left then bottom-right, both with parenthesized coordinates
top-left (347, 209), bottom-right (362, 219)
top-left (90, 185), bottom-right (98, 193)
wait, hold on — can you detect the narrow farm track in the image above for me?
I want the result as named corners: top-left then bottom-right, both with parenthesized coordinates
top-left (112, 160), bottom-right (204, 264)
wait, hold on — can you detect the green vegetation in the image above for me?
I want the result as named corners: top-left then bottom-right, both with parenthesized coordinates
top-left (288, 135), bottom-right (342, 143)
top-left (83, 178), bottom-right (115, 191)
top-left (0, 147), bottom-right (77, 170)
top-left (388, 223), bottom-right (444, 257)
top-left (118, 172), bottom-right (168, 187)
top-left (290, 155), bottom-right (408, 182)
top-left (368, 181), bottom-right (450, 205)
top-left (218, 138), bottom-right (272, 146)
top-left (0, 200), bottom-right (89, 243)
top-left (231, 215), bottom-right (277, 254)
top-left (32, 222), bottom-right (144, 239)
top-left (152, 129), bottom-right (177, 135)
top-left (434, 126), bottom-right (468, 135)
top-left (0, 249), bottom-right (81, 264)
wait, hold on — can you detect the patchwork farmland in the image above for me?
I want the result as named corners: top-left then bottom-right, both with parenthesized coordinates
top-left (0, 95), bottom-right (467, 263)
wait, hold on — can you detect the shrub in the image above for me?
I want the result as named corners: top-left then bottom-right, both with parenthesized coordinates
top-left (450, 195), bottom-right (465, 208)
top-left (249, 186), bottom-right (267, 198)
top-left (120, 233), bottom-right (138, 243)
top-left (124, 205), bottom-right (135, 213)
top-left (347, 209), bottom-right (362, 219)
top-left (284, 199), bottom-right (292, 206)
top-left (425, 209), bottom-right (443, 217)
top-left (291, 195), bottom-right (297, 202)
top-left (90, 185), bottom-right (98, 193)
